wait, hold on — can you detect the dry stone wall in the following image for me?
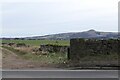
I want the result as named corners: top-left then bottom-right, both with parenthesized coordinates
top-left (40, 44), bottom-right (68, 53)
top-left (69, 38), bottom-right (119, 67)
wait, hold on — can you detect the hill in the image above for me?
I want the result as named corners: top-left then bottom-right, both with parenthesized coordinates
top-left (25, 29), bottom-right (119, 40)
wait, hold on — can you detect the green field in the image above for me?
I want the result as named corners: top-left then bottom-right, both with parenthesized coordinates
top-left (2, 40), bottom-right (70, 46)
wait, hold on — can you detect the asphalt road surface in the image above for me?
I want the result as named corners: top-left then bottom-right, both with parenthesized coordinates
top-left (2, 70), bottom-right (119, 78)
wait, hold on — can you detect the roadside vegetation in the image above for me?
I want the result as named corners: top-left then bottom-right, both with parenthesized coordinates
top-left (2, 39), bottom-right (69, 68)
top-left (2, 46), bottom-right (68, 65)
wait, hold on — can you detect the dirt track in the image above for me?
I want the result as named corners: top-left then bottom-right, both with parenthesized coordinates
top-left (2, 47), bottom-right (61, 70)
top-left (2, 47), bottom-right (37, 69)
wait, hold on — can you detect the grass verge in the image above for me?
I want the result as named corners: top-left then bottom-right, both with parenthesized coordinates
top-left (2, 46), bottom-right (68, 64)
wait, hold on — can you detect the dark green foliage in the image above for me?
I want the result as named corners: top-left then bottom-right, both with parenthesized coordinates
top-left (16, 43), bottom-right (26, 47)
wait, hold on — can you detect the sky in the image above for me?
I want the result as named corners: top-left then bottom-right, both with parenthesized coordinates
top-left (0, 0), bottom-right (119, 37)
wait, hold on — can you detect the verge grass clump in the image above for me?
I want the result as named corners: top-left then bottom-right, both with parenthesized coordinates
top-left (2, 46), bottom-right (28, 56)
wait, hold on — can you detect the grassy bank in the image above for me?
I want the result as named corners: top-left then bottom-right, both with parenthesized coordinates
top-left (2, 46), bottom-right (67, 64)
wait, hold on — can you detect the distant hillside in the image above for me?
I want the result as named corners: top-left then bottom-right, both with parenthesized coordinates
top-left (25, 29), bottom-right (119, 40)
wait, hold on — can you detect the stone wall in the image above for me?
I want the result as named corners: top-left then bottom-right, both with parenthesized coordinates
top-left (40, 44), bottom-right (68, 53)
top-left (69, 38), bottom-right (119, 66)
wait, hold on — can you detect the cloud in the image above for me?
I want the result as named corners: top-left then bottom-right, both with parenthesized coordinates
top-left (1, 0), bottom-right (119, 37)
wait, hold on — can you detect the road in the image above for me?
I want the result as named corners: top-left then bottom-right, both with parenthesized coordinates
top-left (2, 70), bottom-right (119, 78)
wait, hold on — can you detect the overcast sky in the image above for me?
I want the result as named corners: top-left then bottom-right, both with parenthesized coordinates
top-left (0, 0), bottom-right (119, 37)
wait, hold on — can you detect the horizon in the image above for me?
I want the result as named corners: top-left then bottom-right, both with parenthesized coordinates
top-left (1, 0), bottom-right (119, 38)
top-left (1, 29), bottom-right (118, 38)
